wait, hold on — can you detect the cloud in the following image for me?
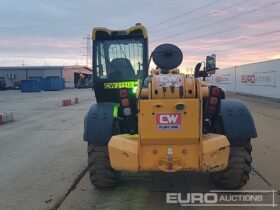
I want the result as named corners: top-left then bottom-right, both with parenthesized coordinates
top-left (0, 0), bottom-right (279, 68)
top-left (271, 54), bottom-right (280, 59)
top-left (209, 10), bottom-right (227, 17)
top-left (0, 38), bottom-right (81, 49)
top-left (237, 6), bottom-right (259, 12)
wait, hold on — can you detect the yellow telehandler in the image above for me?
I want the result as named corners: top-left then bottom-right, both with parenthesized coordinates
top-left (83, 24), bottom-right (257, 189)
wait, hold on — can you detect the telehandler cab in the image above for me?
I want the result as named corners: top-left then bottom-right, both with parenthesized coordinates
top-left (83, 24), bottom-right (257, 189)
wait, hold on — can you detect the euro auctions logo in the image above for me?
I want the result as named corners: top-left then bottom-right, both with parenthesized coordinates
top-left (156, 113), bottom-right (181, 130)
top-left (166, 190), bottom-right (278, 207)
top-left (241, 71), bottom-right (276, 87)
top-left (215, 74), bottom-right (231, 84)
top-left (241, 75), bottom-right (256, 84)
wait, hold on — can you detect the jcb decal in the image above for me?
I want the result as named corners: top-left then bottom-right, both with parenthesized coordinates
top-left (104, 81), bottom-right (137, 89)
top-left (156, 113), bottom-right (181, 130)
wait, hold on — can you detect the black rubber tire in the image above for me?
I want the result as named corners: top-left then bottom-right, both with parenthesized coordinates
top-left (88, 144), bottom-right (120, 189)
top-left (211, 140), bottom-right (252, 189)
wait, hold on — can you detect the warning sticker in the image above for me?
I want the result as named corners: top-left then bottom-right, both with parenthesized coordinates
top-left (157, 75), bottom-right (182, 88)
top-left (156, 113), bottom-right (181, 130)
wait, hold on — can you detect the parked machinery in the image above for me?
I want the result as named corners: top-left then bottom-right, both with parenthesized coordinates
top-left (83, 24), bottom-right (257, 189)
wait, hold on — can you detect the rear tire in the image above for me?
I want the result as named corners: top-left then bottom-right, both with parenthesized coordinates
top-left (211, 140), bottom-right (252, 189)
top-left (88, 144), bottom-right (120, 189)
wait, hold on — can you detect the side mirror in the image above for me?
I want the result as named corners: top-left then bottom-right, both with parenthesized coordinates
top-left (206, 54), bottom-right (218, 73)
top-left (194, 63), bottom-right (202, 78)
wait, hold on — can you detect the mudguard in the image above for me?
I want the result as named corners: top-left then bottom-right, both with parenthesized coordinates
top-left (83, 102), bottom-right (117, 144)
top-left (219, 99), bottom-right (257, 140)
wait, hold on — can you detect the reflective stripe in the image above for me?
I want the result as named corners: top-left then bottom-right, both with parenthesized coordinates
top-left (113, 104), bottom-right (119, 118)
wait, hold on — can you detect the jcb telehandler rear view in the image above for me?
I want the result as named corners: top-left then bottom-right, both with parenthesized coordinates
top-left (83, 24), bottom-right (257, 189)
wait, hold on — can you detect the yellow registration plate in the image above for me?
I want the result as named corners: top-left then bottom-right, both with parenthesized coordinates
top-left (104, 81), bottom-right (137, 89)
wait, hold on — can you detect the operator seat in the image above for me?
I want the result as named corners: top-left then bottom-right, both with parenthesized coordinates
top-left (109, 58), bottom-right (136, 79)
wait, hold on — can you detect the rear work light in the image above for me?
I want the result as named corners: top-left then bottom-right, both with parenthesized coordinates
top-left (211, 87), bottom-right (221, 97)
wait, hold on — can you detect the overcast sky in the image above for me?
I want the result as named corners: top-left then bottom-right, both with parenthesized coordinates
top-left (0, 0), bottom-right (279, 71)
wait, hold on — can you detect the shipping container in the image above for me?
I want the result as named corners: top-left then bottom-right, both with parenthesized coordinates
top-left (21, 80), bottom-right (41, 92)
top-left (40, 77), bottom-right (64, 91)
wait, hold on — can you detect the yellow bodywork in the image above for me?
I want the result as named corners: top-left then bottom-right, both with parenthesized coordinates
top-left (139, 99), bottom-right (200, 144)
top-left (92, 25), bottom-right (147, 40)
top-left (109, 133), bottom-right (229, 172)
top-left (108, 73), bottom-right (230, 173)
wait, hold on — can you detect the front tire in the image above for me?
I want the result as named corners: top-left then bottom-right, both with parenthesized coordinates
top-left (88, 144), bottom-right (120, 188)
top-left (211, 140), bottom-right (252, 189)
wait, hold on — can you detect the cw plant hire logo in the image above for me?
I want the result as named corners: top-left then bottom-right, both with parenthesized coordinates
top-left (156, 113), bottom-right (181, 130)
top-left (166, 190), bottom-right (278, 207)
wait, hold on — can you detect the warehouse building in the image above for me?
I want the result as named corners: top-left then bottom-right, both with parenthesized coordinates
top-left (206, 58), bottom-right (280, 99)
top-left (0, 65), bottom-right (92, 89)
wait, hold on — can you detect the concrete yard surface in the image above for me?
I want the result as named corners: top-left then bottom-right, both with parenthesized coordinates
top-left (0, 89), bottom-right (93, 209)
top-left (0, 89), bottom-right (279, 210)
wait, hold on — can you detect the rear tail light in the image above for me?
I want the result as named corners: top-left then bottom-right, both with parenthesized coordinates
top-left (203, 86), bottom-right (222, 134)
top-left (121, 98), bottom-right (129, 107)
top-left (205, 86), bottom-right (222, 116)
top-left (119, 89), bottom-right (128, 98)
top-left (210, 97), bottom-right (218, 105)
top-left (211, 87), bottom-right (220, 96)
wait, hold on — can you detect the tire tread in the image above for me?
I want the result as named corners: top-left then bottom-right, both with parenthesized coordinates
top-left (88, 144), bottom-right (120, 188)
top-left (211, 140), bottom-right (252, 189)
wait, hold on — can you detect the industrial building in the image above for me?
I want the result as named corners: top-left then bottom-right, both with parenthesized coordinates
top-left (0, 65), bottom-right (92, 89)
